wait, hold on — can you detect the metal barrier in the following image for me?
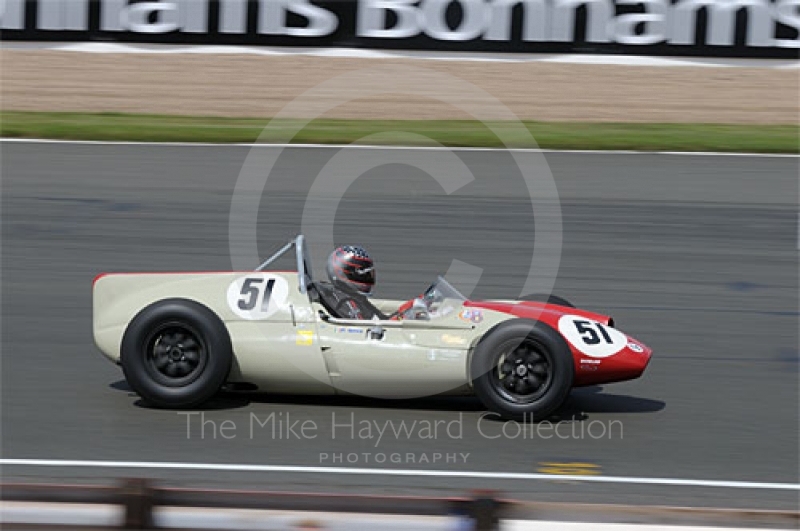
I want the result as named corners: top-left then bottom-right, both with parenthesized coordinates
top-left (1, 480), bottom-right (503, 530)
top-left (2, 480), bottom-right (799, 530)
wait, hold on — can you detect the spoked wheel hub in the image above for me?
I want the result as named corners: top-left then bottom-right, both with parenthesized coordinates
top-left (145, 324), bottom-right (207, 385)
top-left (492, 340), bottom-right (553, 403)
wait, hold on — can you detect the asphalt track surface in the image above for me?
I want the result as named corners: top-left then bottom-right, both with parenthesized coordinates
top-left (1, 141), bottom-right (798, 510)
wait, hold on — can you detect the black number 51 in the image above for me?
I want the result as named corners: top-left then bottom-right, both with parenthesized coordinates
top-left (574, 320), bottom-right (613, 345)
top-left (238, 277), bottom-right (276, 312)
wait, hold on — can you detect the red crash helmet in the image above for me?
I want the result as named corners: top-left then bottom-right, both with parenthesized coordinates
top-left (326, 245), bottom-right (375, 296)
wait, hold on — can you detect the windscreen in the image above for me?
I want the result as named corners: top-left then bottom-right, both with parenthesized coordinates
top-left (414, 276), bottom-right (467, 319)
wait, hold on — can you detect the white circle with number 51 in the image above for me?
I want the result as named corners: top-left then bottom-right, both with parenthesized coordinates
top-left (558, 315), bottom-right (628, 358)
top-left (227, 274), bottom-right (289, 320)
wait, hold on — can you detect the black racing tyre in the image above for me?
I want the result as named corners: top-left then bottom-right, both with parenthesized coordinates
top-left (519, 293), bottom-right (575, 308)
top-left (471, 319), bottom-right (574, 421)
top-left (121, 299), bottom-right (232, 408)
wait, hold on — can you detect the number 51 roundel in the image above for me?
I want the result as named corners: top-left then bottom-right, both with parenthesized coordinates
top-left (557, 314), bottom-right (628, 358)
top-left (226, 274), bottom-right (289, 320)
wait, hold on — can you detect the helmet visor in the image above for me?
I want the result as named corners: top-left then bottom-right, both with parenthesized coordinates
top-left (350, 266), bottom-right (375, 289)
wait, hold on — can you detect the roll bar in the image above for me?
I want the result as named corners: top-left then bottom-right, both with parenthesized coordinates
top-left (255, 235), bottom-right (312, 294)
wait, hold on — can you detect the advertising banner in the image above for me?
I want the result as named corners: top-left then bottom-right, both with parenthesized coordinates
top-left (1, 0), bottom-right (798, 58)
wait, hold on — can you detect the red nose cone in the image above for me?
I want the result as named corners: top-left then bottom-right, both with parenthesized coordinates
top-left (573, 341), bottom-right (652, 386)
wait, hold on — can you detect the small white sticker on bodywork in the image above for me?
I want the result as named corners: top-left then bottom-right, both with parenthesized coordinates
top-left (627, 342), bottom-right (644, 353)
top-left (427, 349), bottom-right (463, 361)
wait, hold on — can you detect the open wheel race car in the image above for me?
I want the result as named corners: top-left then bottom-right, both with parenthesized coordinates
top-left (93, 236), bottom-right (652, 420)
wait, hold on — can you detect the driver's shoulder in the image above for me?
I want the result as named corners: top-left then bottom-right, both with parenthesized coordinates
top-left (310, 281), bottom-right (343, 298)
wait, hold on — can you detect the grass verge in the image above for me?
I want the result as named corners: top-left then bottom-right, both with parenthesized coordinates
top-left (1, 111), bottom-right (797, 153)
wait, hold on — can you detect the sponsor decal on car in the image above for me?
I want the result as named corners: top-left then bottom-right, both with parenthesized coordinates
top-left (458, 308), bottom-right (483, 324)
top-left (580, 359), bottom-right (601, 371)
top-left (440, 333), bottom-right (467, 346)
top-left (627, 342), bottom-right (645, 353)
top-left (337, 327), bottom-right (362, 334)
top-left (296, 330), bottom-right (314, 346)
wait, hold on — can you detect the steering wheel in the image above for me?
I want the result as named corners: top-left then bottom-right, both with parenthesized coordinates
top-left (391, 299), bottom-right (415, 320)
top-left (392, 295), bottom-right (429, 320)
top-left (391, 283), bottom-right (437, 320)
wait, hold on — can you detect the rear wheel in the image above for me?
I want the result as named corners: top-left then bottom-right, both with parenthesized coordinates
top-left (471, 319), bottom-right (573, 421)
top-left (121, 299), bottom-right (232, 408)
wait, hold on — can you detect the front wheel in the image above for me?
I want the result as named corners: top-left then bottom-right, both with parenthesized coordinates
top-left (121, 299), bottom-right (232, 408)
top-left (471, 319), bottom-right (574, 421)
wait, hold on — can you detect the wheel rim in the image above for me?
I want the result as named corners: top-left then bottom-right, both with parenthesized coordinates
top-left (144, 323), bottom-right (208, 387)
top-left (490, 338), bottom-right (553, 404)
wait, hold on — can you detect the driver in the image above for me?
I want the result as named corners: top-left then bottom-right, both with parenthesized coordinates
top-left (317, 245), bottom-right (387, 320)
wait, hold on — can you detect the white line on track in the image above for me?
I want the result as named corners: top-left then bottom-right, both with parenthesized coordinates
top-left (1, 138), bottom-right (797, 158)
top-left (1, 459), bottom-right (798, 491)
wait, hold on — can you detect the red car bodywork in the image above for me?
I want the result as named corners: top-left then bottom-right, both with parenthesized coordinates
top-left (465, 300), bottom-right (653, 387)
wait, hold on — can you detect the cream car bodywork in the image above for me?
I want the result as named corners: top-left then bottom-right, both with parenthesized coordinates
top-left (93, 239), bottom-right (512, 398)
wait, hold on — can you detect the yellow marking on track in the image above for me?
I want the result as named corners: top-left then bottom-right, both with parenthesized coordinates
top-left (537, 462), bottom-right (602, 476)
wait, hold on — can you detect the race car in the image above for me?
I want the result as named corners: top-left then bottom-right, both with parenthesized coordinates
top-left (93, 235), bottom-right (652, 420)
